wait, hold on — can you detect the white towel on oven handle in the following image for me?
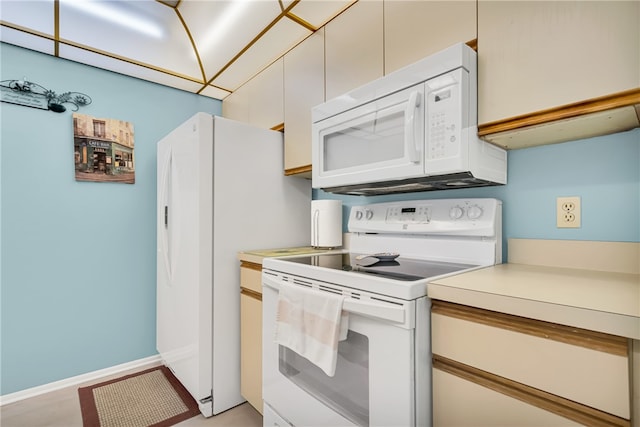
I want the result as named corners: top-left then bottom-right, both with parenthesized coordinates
top-left (275, 282), bottom-right (349, 377)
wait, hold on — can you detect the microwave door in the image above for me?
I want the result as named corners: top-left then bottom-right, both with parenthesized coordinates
top-left (313, 85), bottom-right (425, 189)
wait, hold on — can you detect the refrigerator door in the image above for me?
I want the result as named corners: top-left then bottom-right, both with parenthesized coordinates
top-left (157, 113), bottom-right (214, 416)
top-left (210, 116), bottom-right (312, 414)
top-left (157, 113), bottom-right (311, 417)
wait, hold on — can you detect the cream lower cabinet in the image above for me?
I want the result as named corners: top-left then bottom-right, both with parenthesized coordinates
top-left (240, 262), bottom-right (263, 414)
top-left (431, 300), bottom-right (632, 427)
top-left (433, 368), bottom-right (583, 427)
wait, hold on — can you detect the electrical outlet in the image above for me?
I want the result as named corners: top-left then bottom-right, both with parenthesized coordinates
top-left (557, 196), bottom-right (581, 228)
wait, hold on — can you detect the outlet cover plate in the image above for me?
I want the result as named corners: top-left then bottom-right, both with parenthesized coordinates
top-left (557, 196), bottom-right (581, 228)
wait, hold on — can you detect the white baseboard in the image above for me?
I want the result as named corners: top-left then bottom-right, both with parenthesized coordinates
top-left (0, 354), bottom-right (162, 406)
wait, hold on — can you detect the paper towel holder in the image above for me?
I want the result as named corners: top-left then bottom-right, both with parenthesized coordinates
top-left (311, 200), bottom-right (342, 249)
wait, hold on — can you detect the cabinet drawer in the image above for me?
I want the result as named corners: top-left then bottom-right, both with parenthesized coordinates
top-left (431, 301), bottom-right (630, 419)
top-left (240, 262), bottom-right (262, 295)
top-left (433, 368), bottom-right (584, 427)
top-left (241, 293), bottom-right (263, 414)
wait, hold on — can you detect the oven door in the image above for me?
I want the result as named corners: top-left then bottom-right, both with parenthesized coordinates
top-left (262, 271), bottom-right (429, 427)
top-left (312, 83), bottom-right (425, 190)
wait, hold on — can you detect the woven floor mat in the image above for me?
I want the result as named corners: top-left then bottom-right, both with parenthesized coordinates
top-left (78, 366), bottom-right (200, 427)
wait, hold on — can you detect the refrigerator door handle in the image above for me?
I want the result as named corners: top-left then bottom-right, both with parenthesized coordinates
top-left (160, 148), bottom-right (173, 280)
top-left (311, 208), bottom-right (319, 247)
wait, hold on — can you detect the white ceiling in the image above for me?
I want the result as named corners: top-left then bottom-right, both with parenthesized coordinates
top-left (0, 0), bottom-right (356, 100)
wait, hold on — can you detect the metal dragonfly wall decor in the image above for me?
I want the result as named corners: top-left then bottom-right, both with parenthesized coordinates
top-left (0, 78), bottom-right (92, 113)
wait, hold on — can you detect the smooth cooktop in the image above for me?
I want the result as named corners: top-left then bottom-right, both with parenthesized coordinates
top-left (284, 253), bottom-right (477, 282)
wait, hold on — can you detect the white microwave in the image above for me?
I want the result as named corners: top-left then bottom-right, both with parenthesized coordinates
top-left (312, 43), bottom-right (507, 196)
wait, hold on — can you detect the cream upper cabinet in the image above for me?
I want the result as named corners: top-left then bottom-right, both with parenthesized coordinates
top-left (222, 58), bottom-right (284, 130)
top-left (222, 84), bottom-right (249, 124)
top-left (384, 1), bottom-right (477, 74)
top-left (283, 29), bottom-right (325, 176)
top-left (324, 1), bottom-right (383, 101)
top-left (248, 57), bottom-right (284, 130)
top-left (477, 1), bottom-right (640, 126)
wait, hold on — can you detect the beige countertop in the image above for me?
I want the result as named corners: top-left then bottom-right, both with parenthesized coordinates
top-left (237, 246), bottom-right (341, 265)
top-left (428, 239), bottom-right (640, 340)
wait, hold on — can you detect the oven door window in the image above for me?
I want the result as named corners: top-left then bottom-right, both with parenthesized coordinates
top-left (279, 330), bottom-right (369, 426)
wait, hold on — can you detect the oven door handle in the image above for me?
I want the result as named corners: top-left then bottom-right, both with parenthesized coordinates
top-left (343, 299), bottom-right (405, 324)
top-left (263, 276), bottom-right (405, 324)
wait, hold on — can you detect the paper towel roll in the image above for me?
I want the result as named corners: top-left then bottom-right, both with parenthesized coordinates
top-left (311, 200), bottom-right (342, 248)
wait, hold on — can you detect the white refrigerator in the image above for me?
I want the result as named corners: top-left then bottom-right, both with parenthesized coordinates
top-left (156, 113), bottom-right (311, 417)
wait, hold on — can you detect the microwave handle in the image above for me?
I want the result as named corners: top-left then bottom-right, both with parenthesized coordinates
top-left (404, 91), bottom-right (421, 163)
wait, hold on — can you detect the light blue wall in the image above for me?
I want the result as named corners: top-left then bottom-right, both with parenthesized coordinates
top-left (316, 128), bottom-right (640, 257)
top-left (0, 43), bottom-right (221, 395)
top-left (2, 42), bottom-right (639, 397)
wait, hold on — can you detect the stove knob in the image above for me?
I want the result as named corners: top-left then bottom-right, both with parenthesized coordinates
top-left (449, 206), bottom-right (464, 220)
top-left (467, 205), bottom-right (483, 220)
top-left (365, 209), bottom-right (373, 220)
top-left (355, 210), bottom-right (363, 220)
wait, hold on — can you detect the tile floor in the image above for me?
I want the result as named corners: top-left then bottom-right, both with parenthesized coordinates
top-left (0, 366), bottom-right (263, 427)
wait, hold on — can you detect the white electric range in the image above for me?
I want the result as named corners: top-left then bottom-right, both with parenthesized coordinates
top-left (262, 198), bottom-right (502, 427)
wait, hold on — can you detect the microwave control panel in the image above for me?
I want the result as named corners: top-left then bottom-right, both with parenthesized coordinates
top-left (425, 68), bottom-right (465, 161)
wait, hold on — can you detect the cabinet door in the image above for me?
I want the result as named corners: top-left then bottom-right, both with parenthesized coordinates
top-left (431, 303), bottom-right (630, 419)
top-left (240, 291), bottom-right (263, 414)
top-left (248, 57), bottom-right (284, 130)
top-left (222, 85), bottom-right (249, 124)
top-left (283, 29), bottom-right (324, 175)
top-left (384, 1), bottom-right (476, 74)
top-left (633, 339), bottom-right (640, 426)
top-left (478, 1), bottom-right (640, 125)
top-left (433, 368), bottom-right (583, 427)
top-left (325, 1), bottom-right (383, 100)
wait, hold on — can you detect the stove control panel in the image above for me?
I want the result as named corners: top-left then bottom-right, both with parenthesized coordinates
top-left (386, 205), bottom-right (432, 223)
top-left (348, 198), bottom-right (501, 236)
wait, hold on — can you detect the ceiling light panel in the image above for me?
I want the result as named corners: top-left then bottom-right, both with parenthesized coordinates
top-left (212, 18), bottom-right (309, 91)
top-left (179, 0), bottom-right (283, 81)
top-left (157, 0), bottom-right (181, 7)
top-left (59, 43), bottom-right (206, 94)
top-left (289, 0), bottom-right (355, 28)
top-left (58, 0), bottom-right (200, 79)
top-left (0, 0), bottom-right (55, 36)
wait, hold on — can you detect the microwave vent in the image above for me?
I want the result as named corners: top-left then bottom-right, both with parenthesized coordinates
top-left (322, 172), bottom-right (503, 196)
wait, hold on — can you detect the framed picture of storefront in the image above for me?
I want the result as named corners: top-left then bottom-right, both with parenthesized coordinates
top-left (73, 113), bottom-right (135, 184)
